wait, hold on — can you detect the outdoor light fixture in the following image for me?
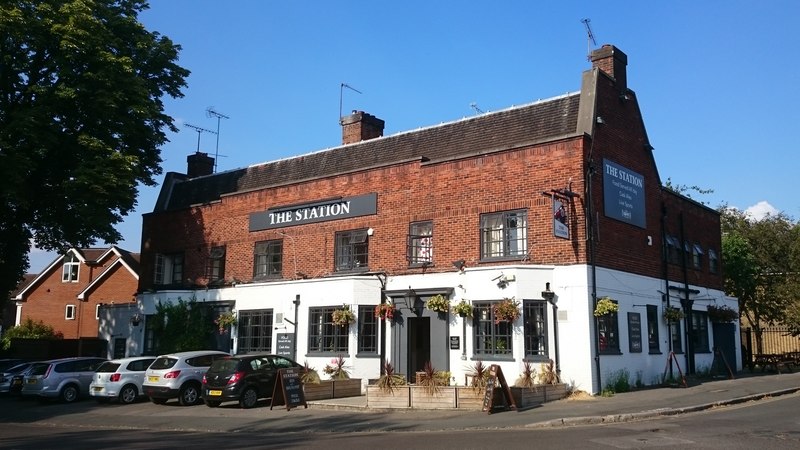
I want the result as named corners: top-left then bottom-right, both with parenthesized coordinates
top-left (404, 287), bottom-right (423, 316)
top-left (452, 259), bottom-right (466, 272)
top-left (596, 116), bottom-right (605, 125)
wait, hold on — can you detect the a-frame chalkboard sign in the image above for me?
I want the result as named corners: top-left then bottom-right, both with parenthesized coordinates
top-left (270, 367), bottom-right (308, 411)
top-left (482, 364), bottom-right (517, 414)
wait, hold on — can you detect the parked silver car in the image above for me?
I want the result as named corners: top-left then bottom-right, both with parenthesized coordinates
top-left (142, 350), bottom-right (228, 406)
top-left (0, 362), bottom-right (37, 394)
top-left (89, 356), bottom-right (157, 404)
top-left (21, 357), bottom-right (107, 402)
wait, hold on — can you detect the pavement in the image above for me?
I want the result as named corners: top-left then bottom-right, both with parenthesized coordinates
top-left (303, 370), bottom-right (800, 430)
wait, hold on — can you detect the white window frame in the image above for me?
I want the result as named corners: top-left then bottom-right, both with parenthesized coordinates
top-left (95, 304), bottom-right (101, 320)
top-left (65, 304), bottom-right (76, 320)
top-left (62, 253), bottom-right (79, 283)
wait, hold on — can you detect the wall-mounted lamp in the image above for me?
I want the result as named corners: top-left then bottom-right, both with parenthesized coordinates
top-left (596, 116), bottom-right (605, 125)
top-left (130, 313), bottom-right (142, 327)
top-left (367, 228), bottom-right (374, 236)
top-left (403, 287), bottom-right (423, 317)
top-left (619, 93), bottom-right (631, 102)
top-left (452, 259), bottom-right (466, 272)
top-left (541, 282), bottom-right (555, 305)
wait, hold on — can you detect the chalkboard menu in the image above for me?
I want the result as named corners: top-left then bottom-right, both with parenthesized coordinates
top-left (270, 367), bottom-right (307, 411)
top-left (482, 364), bottom-right (516, 414)
top-left (627, 312), bottom-right (642, 353)
top-left (276, 333), bottom-right (294, 358)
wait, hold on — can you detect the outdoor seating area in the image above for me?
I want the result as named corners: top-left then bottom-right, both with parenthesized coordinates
top-left (753, 352), bottom-right (800, 373)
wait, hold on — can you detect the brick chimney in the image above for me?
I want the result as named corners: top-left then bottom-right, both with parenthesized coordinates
top-left (590, 44), bottom-right (627, 92)
top-left (187, 151), bottom-right (214, 178)
top-left (340, 110), bottom-right (385, 145)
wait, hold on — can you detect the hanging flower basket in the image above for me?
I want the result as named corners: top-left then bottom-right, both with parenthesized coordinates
top-left (662, 306), bottom-right (684, 322)
top-left (593, 297), bottom-right (618, 317)
top-left (425, 294), bottom-right (450, 313)
top-left (707, 304), bottom-right (738, 323)
top-left (492, 298), bottom-right (520, 324)
top-left (453, 300), bottom-right (473, 318)
top-left (374, 303), bottom-right (396, 321)
top-left (214, 311), bottom-right (237, 334)
top-left (332, 305), bottom-right (355, 327)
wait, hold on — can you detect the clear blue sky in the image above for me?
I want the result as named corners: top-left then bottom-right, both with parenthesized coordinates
top-left (28, 0), bottom-right (800, 272)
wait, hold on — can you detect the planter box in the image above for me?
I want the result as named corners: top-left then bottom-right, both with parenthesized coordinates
top-left (366, 385), bottom-right (410, 408)
top-left (303, 379), bottom-right (362, 401)
top-left (411, 386), bottom-right (457, 409)
top-left (510, 383), bottom-right (568, 408)
top-left (367, 383), bottom-right (568, 410)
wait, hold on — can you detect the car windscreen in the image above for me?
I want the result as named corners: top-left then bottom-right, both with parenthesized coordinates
top-left (148, 357), bottom-right (178, 370)
top-left (96, 362), bottom-right (122, 373)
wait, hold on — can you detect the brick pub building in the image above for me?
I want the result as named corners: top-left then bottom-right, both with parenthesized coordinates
top-left (120, 45), bottom-right (738, 394)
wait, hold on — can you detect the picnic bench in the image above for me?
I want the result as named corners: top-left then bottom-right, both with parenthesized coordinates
top-left (753, 353), bottom-right (797, 373)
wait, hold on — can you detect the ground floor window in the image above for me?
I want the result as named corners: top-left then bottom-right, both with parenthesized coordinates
top-left (523, 300), bottom-right (547, 359)
top-left (358, 305), bottom-right (378, 354)
top-left (691, 311), bottom-right (710, 353)
top-left (647, 305), bottom-right (660, 353)
top-left (308, 306), bottom-right (349, 355)
top-left (670, 321), bottom-right (683, 353)
top-left (473, 301), bottom-right (513, 358)
top-left (597, 307), bottom-right (620, 354)
top-left (237, 309), bottom-right (274, 354)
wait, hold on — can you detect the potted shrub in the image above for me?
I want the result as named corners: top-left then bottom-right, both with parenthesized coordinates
top-left (493, 297), bottom-right (520, 323)
top-left (374, 303), bottom-right (396, 321)
top-left (300, 361), bottom-right (320, 385)
top-left (663, 306), bottom-right (684, 322)
top-left (707, 304), bottom-right (738, 323)
top-left (453, 300), bottom-right (473, 318)
top-left (322, 355), bottom-right (351, 380)
top-left (425, 294), bottom-right (450, 313)
top-left (375, 362), bottom-right (407, 393)
top-left (332, 305), bottom-right (355, 327)
top-left (514, 361), bottom-right (537, 388)
top-left (593, 297), bottom-right (618, 317)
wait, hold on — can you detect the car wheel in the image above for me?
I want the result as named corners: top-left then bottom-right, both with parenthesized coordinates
top-left (205, 399), bottom-right (221, 408)
top-left (239, 387), bottom-right (259, 409)
top-left (60, 384), bottom-right (79, 403)
top-left (178, 383), bottom-right (200, 406)
top-left (119, 385), bottom-right (138, 404)
top-left (150, 396), bottom-right (168, 405)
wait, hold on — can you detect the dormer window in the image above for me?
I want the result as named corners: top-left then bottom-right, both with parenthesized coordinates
top-left (62, 253), bottom-right (79, 283)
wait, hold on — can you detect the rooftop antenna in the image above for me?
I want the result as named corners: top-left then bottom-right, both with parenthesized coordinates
top-left (206, 107), bottom-right (229, 173)
top-left (469, 102), bottom-right (484, 114)
top-left (581, 18), bottom-right (597, 61)
top-left (184, 123), bottom-right (217, 153)
top-left (339, 82), bottom-right (362, 124)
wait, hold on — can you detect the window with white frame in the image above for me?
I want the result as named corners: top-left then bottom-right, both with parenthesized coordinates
top-left (62, 253), bottom-right (79, 282)
top-left (95, 304), bottom-right (101, 320)
top-left (407, 221), bottom-right (433, 266)
top-left (335, 229), bottom-right (369, 272)
top-left (480, 210), bottom-right (527, 259)
top-left (153, 252), bottom-right (184, 285)
top-left (65, 304), bottom-right (76, 320)
top-left (253, 240), bottom-right (282, 279)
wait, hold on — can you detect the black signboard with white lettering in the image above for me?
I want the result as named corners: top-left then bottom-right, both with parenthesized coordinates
top-left (602, 158), bottom-right (646, 228)
top-left (249, 193), bottom-right (378, 231)
top-left (449, 336), bottom-right (460, 350)
top-left (482, 364), bottom-right (516, 414)
top-left (270, 367), bottom-right (307, 411)
top-left (276, 333), bottom-right (294, 358)
top-left (628, 312), bottom-right (642, 353)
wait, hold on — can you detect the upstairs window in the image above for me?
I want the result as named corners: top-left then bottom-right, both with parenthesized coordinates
top-left (665, 235), bottom-right (681, 265)
top-left (254, 240), bottom-right (283, 279)
top-left (65, 304), bottom-right (76, 320)
top-left (62, 253), bottom-right (79, 283)
top-left (407, 221), bottom-right (433, 266)
top-left (207, 246), bottom-right (226, 283)
top-left (335, 229), bottom-right (369, 272)
top-left (154, 252), bottom-right (184, 286)
top-left (480, 210), bottom-right (528, 260)
top-left (692, 244), bottom-right (704, 270)
top-left (709, 249), bottom-right (719, 274)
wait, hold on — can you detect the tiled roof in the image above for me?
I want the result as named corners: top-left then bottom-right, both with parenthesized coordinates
top-left (161, 93), bottom-right (581, 211)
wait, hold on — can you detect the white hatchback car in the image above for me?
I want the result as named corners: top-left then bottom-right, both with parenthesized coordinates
top-left (89, 356), bottom-right (156, 404)
top-left (142, 350), bottom-right (229, 406)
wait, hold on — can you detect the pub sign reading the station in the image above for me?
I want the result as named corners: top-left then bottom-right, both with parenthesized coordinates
top-left (249, 193), bottom-right (378, 232)
top-left (602, 158), bottom-right (646, 229)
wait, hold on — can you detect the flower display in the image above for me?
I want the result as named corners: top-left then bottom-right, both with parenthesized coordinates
top-left (322, 355), bottom-right (351, 380)
top-left (213, 311), bottom-right (237, 334)
top-left (425, 294), bottom-right (450, 313)
top-left (453, 300), bottom-right (473, 318)
top-left (492, 297), bottom-right (520, 324)
top-left (374, 303), bottom-right (396, 321)
top-left (707, 304), bottom-right (738, 323)
top-left (662, 306), bottom-right (684, 322)
top-left (332, 305), bottom-right (355, 327)
top-left (593, 297), bottom-right (618, 317)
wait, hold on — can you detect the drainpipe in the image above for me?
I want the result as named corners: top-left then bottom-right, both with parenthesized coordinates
top-left (292, 295), bottom-right (300, 362)
top-left (586, 152), bottom-right (601, 394)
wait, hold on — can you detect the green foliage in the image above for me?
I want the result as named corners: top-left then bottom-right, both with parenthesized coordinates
top-left (594, 297), bottom-right (618, 317)
top-left (300, 361), bottom-right (320, 385)
top-left (1, 318), bottom-right (63, 350)
top-left (663, 306), bottom-right (684, 322)
top-left (375, 362), bottom-right (406, 392)
top-left (425, 294), bottom-right (450, 313)
top-left (663, 178), bottom-right (714, 204)
top-left (603, 368), bottom-right (631, 395)
top-left (417, 361), bottom-right (445, 395)
top-left (453, 300), bottom-right (473, 318)
top-left (149, 297), bottom-right (215, 353)
top-left (492, 297), bottom-right (520, 323)
top-left (322, 355), bottom-right (351, 380)
top-left (465, 359), bottom-right (490, 392)
top-left (331, 305), bottom-right (355, 327)
top-left (0, 0), bottom-right (189, 301)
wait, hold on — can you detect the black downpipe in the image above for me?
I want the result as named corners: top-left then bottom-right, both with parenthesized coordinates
top-left (660, 203), bottom-right (674, 379)
top-left (292, 295), bottom-right (300, 362)
top-left (678, 213), bottom-right (694, 374)
top-left (586, 152), bottom-right (601, 394)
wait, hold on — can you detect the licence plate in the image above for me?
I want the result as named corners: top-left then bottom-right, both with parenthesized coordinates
top-left (92, 387), bottom-right (103, 391)
top-left (148, 376), bottom-right (160, 382)
top-left (26, 379), bottom-right (37, 384)
top-left (209, 390), bottom-right (222, 396)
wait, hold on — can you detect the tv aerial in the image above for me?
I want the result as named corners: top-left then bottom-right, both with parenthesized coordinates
top-left (339, 82), bottom-right (362, 124)
top-left (581, 18), bottom-right (597, 61)
top-left (206, 107), bottom-right (229, 173)
top-left (184, 123), bottom-right (217, 153)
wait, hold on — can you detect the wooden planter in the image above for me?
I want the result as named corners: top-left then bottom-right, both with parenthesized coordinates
top-left (367, 384), bottom-right (567, 410)
top-left (411, 386), bottom-right (457, 409)
top-left (510, 383), bottom-right (568, 408)
top-left (366, 385), bottom-right (411, 408)
top-left (303, 378), bottom-right (362, 401)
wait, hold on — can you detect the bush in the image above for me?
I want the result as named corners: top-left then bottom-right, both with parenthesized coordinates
top-left (1, 318), bottom-right (63, 350)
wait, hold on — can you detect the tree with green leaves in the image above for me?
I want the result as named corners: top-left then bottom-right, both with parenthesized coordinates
top-left (0, 1), bottom-right (189, 305)
top-left (149, 297), bottom-right (215, 354)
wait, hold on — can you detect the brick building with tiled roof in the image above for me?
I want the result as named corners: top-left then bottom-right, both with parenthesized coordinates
top-left (125, 45), bottom-right (738, 394)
